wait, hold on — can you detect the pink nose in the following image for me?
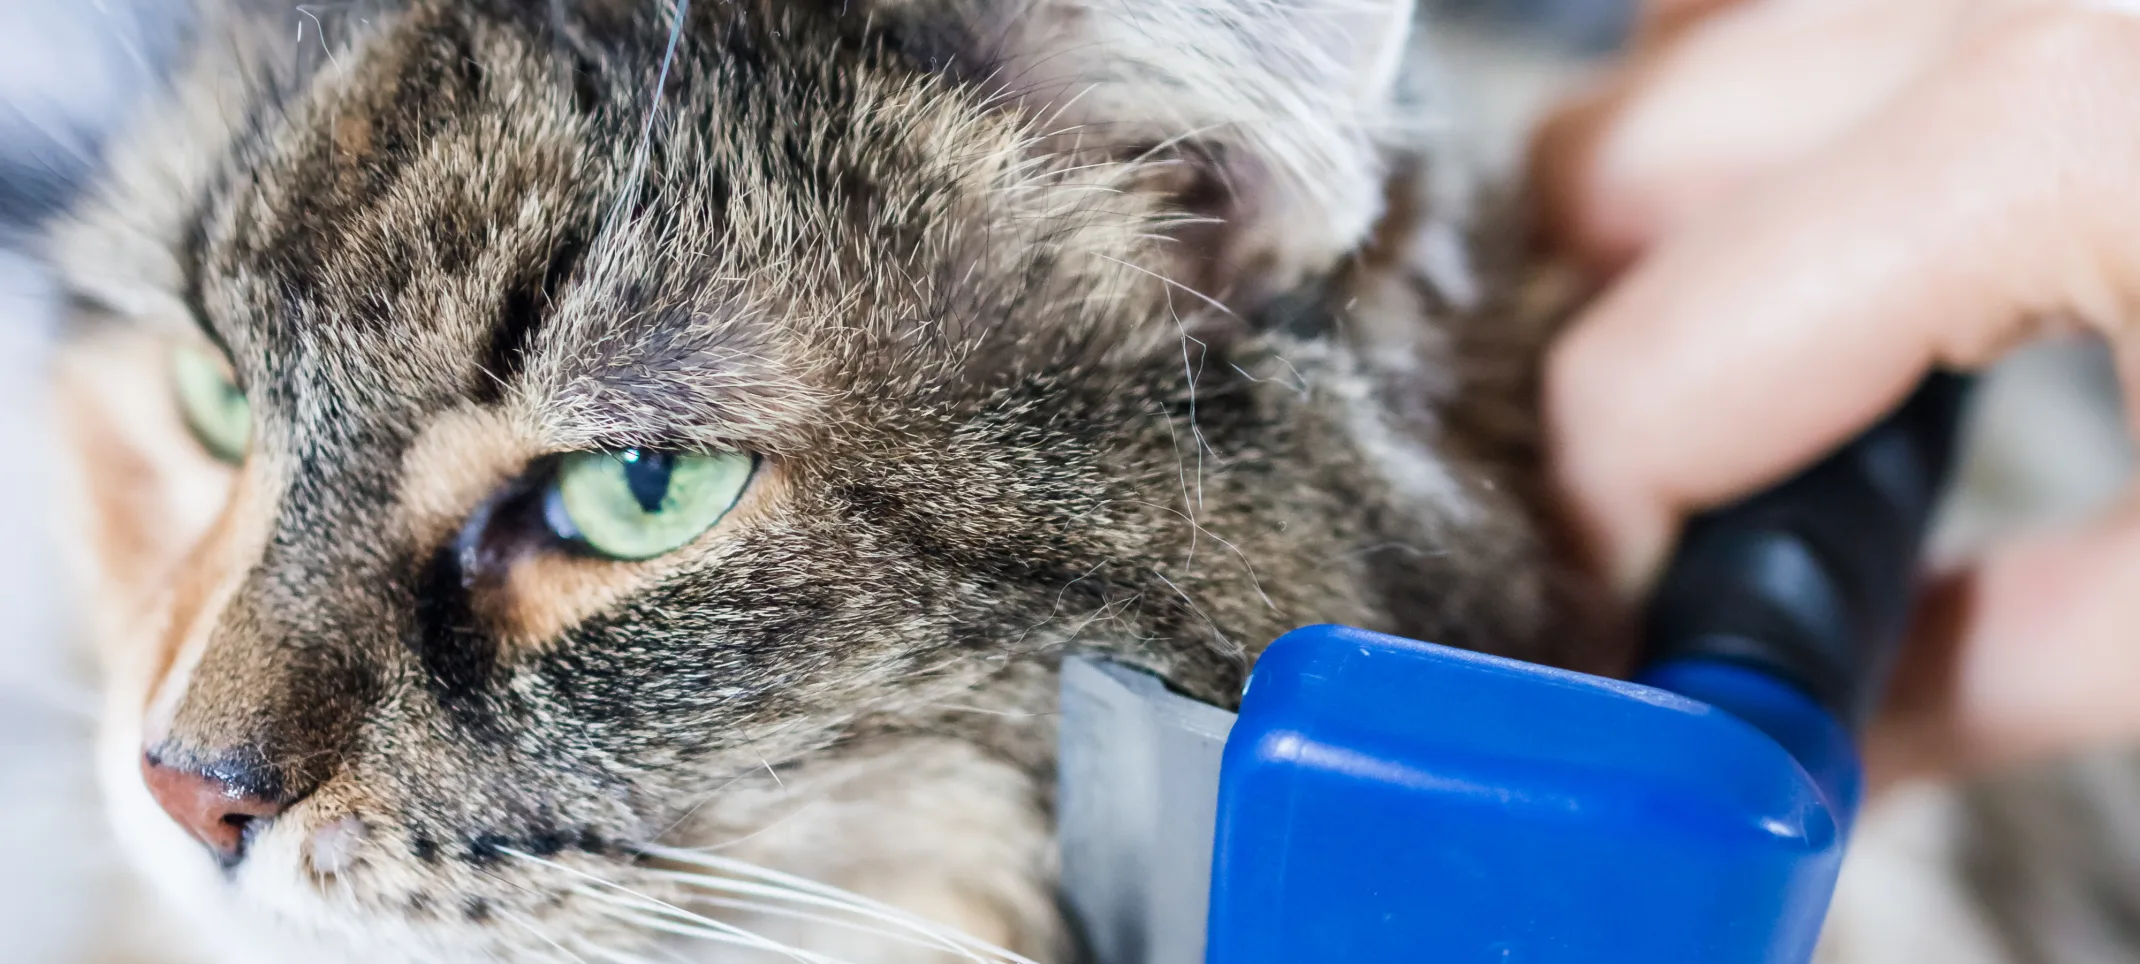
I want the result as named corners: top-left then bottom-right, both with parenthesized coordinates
top-left (141, 752), bottom-right (288, 866)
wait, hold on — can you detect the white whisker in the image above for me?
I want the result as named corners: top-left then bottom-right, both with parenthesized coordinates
top-left (687, 893), bottom-right (964, 947)
top-left (635, 871), bottom-right (990, 964)
top-left (602, 0), bottom-right (692, 233)
top-left (504, 848), bottom-right (873, 964)
top-left (637, 846), bottom-right (1039, 964)
top-left (494, 906), bottom-right (596, 964)
top-left (581, 886), bottom-right (954, 960)
top-left (577, 939), bottom-right (699, 964)
top-left (594, 906), bottom-right (858, 963)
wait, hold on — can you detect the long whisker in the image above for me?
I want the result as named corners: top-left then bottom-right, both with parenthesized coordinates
top-left (637, 845), bottom-right (1039, 964)
top-left (575, 938), bottom-right (706, 964)
top-left (593, 905), bottom-right (856, 963)
top-left (578, 887), bottom-right (925, 963)
top-left (679, 893), bottom-right (949, 950)
top-left (502, 848), bottom-right (829, 964)
top-left (635, 870), bottom-right (994, 964)
top-left (494, 906), bottom-right (596, 964)
top-left (602, 0), bottom-right (692, 233)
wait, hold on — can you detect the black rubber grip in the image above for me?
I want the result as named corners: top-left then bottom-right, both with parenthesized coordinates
top-left (1642, 372), bottom-right (1974, 731)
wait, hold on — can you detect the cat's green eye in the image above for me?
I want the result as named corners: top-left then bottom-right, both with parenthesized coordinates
top-left (544, 449), bottom-right (754, 561)
top-left (170, 343), bottom-right (251, 464)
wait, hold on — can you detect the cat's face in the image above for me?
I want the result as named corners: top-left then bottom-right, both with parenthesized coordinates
top-left (47, 1), bottom-right (1559, 961)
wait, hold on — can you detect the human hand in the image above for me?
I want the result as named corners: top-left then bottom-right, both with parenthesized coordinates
top-left (1534, 0), bottom-right (2140, 782)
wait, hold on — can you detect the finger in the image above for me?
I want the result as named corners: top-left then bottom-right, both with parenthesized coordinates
top-left (1530, 73), bottom-right (1641, 271)
top-left (1547, 8), bottom-right (2140, 590)
top-left (1633, 0), bottom-right (1750, 47)
top-left (1871, 495), bottom-right (2140, 783)
top-left (1533, 0), bottom-right (2015, 269)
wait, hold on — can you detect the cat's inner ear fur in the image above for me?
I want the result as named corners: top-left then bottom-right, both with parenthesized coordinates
top-left (881, 0), bottom-right (1419, 314)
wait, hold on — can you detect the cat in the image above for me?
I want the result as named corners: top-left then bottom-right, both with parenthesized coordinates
top-left (40, 0), bottom-right (1588, 960)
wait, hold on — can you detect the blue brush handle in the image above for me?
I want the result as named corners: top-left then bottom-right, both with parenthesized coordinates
top-left (1195, 374), bottom-right (1973, 964)
top-left (1642, 373), bottom-right (1973, 731)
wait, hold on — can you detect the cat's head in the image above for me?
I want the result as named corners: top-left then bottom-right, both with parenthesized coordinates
top-left (47, 0), bottom-right (1556, 960)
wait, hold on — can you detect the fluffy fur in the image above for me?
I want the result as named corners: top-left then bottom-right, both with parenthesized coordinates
top-left (45, 1), bottom-right (1586, 960)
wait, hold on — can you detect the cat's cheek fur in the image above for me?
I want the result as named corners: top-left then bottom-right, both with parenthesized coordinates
top-left (50, 331), bottom-right (373, 964)
top-left (51, 331), bottom-right (239, 665)
top-left (50, 335), bottom-right (274, 964)
top-left (670, 735), bottom-right (1066, 961)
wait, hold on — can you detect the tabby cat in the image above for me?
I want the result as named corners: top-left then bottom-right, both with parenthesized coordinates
top-left (40, 0), bottom-right (1590, 960)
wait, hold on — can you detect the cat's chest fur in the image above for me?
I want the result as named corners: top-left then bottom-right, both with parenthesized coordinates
top-left (42, 1), bottom-right (1580, 961)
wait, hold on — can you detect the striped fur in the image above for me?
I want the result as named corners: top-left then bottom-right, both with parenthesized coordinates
top-left (44, 1), bottom-right (1583, 960)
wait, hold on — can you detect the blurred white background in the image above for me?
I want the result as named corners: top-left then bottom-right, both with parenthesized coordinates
top-left (0, 1), bottom-right (175, 957)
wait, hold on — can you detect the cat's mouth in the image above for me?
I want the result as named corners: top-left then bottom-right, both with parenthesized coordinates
top-left (113, 747), bottom-right (1039, 964)
top-left (106, 780), bottom-right (629, 960)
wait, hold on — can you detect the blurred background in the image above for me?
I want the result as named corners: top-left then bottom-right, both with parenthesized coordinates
top-left (0, 1), bottom-right (2128, 961)
top-left (0, 0), bottom-right (180, 959)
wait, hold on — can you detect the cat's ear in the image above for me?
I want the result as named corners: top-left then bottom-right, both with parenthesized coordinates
top-left (892, 0), bottom-right (1422, 306)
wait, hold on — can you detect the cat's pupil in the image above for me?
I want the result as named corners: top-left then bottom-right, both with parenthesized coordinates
top-left (619, 450), bottom-right (674, 513)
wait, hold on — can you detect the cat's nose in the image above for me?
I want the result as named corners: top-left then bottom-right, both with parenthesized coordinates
top-left (141, 751), bottom-right (289, 866)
